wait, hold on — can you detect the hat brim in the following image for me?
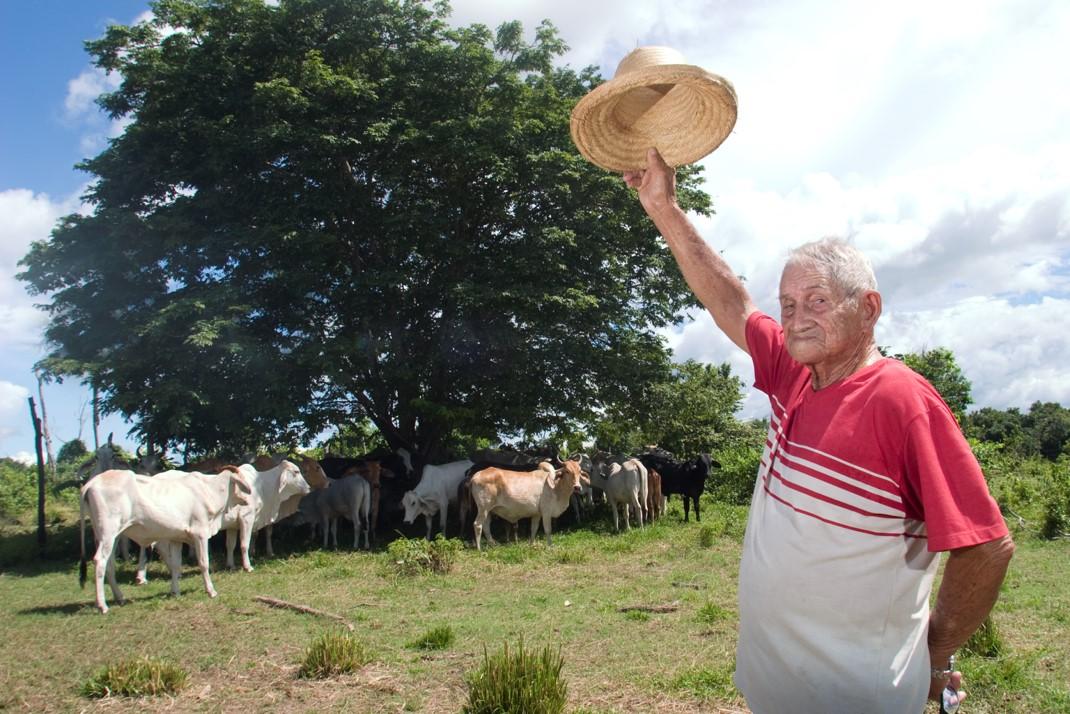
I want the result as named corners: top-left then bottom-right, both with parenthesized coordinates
top-left (570, 65), bottom-right (738, 172)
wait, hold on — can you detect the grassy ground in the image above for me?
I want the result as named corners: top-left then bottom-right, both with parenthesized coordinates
top-left (0, 499), bottom-right (1066, 713)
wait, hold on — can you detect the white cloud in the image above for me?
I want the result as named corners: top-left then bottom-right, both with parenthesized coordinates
top-left (0, 188), bottom-right (88, 351)
top-left (0, 381), bottom-right (32, 442)
top-left (9, 451), bottom-right (35, 467)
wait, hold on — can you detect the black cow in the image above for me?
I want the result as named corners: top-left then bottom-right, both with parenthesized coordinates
top-left (636, 452), bottom-right (718, 522)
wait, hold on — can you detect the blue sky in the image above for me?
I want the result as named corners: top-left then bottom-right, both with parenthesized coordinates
top-left (2, 0), bottom-right (1069, 462)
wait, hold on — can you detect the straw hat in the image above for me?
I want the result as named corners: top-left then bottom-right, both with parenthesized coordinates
top-left (570, 46), bottom-right (737, 172)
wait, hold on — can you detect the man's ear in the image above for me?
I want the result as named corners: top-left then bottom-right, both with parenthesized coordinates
top-left (861, 290), bottom-right (882, 328)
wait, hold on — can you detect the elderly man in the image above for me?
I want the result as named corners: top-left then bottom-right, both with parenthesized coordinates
top-left (624, 149), bottom-right (1014, 714)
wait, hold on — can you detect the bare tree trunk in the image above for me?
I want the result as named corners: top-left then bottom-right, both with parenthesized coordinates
top-left (34, 371), bottom-right (56, 481)
top-left (28, 397), bottom-right (47, 549)
top-left (92, 384), bottom-right (100, 451)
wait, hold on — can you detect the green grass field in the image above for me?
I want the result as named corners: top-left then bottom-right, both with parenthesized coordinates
top-left (0, 499), bottom-right (1066, 713)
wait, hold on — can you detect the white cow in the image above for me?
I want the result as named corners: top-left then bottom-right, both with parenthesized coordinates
top-left (296, 475), bottom-right (372, 549)
top-left (469, 460), bottom-right (588, 550)
top-left (218, 460), bottom-right (313, 571)
top-left (590, 458), bottom-right (647, 531)
top-left (401, 459), bottom-right (474, 539)
top-left (79, 467), bottom-right (252, 613)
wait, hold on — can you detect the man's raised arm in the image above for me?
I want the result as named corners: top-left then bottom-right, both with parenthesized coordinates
top-left (624, 148), bottom-right (757, 352)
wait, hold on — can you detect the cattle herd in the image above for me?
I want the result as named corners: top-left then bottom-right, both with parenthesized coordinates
top-left (77, 443), bottom-right (717, 614)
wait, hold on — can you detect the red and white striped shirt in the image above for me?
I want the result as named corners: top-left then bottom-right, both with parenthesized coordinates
top-left (734, 312), bottom-right (1007, 714)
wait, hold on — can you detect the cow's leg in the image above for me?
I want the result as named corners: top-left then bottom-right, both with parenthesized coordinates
top-left (474, 511), bottom-right (486, 551)
top-left (683, 496), bottom-right (691, 522)
top-left (94, 534), bottom-right (121, 613)
top-left (135, 544), bottom-right (150, 585)
top-left (192, 536), bottom-right (217, 598)
top-left (225, 528), bottom-right (238, 570)
top-left (424, 512), bottom-right (433, 541)
top-left (439, 501), bottom-right (449, 539)
top-left (631, 493), bottom-right (644, 528)
top-left (693, 495), bottom-right (701, 522)
top-left (611, 501), bottom-right (620, 532)
top-left (118, 535), bottom-right (131, 561)
top-left (351, 510), bottom-right (360, 549)
top-left (529, 515), bottom-right (540, 544)
top-left (542, 512), bottom-right (553, 546)
top-left (264, 524), bottom-right (274, 557)
top-left (239, 521), bottom-right (254, 572)
top-left (162, 541), bottom-right (182, 596)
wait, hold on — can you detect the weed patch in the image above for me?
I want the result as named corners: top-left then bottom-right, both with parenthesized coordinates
top-left (696, 601), bottom-right (731, 625)
top-left (298, 629), bottom-right (370, 679)
top-left (81, 656), bottom-right (187, 698)
top-left (408, 624), bottom-right (455, 651)
top-left (668, 663), bottom-right (738, 701)
top-left (385, 535), bottom-right (462, 576)
top-left (463, 639), bottom-right (567, 714)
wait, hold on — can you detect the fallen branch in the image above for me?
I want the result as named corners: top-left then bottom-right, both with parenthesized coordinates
top-left (671, 581), bottom-right (706, 590)
top-left (254, 595), bottom-right (354, 631)
top-left (618, 600), bottom-right (680, 614)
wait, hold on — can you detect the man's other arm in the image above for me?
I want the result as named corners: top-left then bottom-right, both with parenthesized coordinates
top-left (927, 533), bottom-right (1015, 700)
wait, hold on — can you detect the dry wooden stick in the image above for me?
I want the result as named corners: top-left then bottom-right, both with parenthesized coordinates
top-left (618, 600), bottom-right (680, 614)
top-left (254, 595), bottom-right (354, 631)
top-left (671, 581), bottom-right (706, 590)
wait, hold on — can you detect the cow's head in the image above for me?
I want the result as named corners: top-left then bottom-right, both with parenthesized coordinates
top-left (297, 457), bottom-right (330, 490)
top-left (402, 490), bottom-right (419, 523)
top-left (279, 460), bottom-right (312, 499)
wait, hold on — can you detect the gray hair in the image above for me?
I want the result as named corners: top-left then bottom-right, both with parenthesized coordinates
top-left (784, 237), bottom-right (878, 301)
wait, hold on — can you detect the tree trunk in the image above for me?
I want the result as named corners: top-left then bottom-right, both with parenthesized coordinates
top-left (92, 385), bottom-right (101, 451)
top-left (35, 372), bottom-right (56, 480)
top-left (28, 397), bottom-right (47, 549)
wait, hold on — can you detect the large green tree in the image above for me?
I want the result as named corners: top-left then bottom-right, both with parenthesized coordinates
top-left (18, 0), bottom-right (712, 461)
top-left (592, 359), bottom-right (744, 458)
top-left (899, 347), bottom-right (973, 420)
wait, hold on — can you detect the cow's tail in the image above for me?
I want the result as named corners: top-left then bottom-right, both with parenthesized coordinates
top-left (78, 485), bottom-right (88, 589)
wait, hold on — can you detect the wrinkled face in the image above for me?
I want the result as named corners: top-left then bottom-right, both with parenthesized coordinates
top-left (779, 263), bottom-right (869, 368)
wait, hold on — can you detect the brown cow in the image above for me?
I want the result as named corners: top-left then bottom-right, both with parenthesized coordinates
top-left (469, 460), bottom-right (588, 550)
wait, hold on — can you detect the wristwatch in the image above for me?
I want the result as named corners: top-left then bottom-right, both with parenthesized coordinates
top-left (931, 654), bottom-right (955, 679)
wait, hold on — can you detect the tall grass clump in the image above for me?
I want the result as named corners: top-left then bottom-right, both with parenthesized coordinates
top-left (298, 629), bottom-right (369, 679)
top-left (463, 639), bottom-right (567, 714)
top-left (81, 656), bottom-right (187, 698)
top-left (385, 534), bottom-right (462, 576)
top-left (962, 614), bottom-right (1005, 658)
top-left (408, 624), bottom-right (455, 651)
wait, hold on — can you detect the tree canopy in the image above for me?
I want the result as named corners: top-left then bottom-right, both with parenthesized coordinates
top-left (18, 0), bottom-right (713, 461)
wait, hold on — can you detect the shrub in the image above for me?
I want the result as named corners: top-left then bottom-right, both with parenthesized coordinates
top-left (81, 656), bottom-right (187, 698)
top-left (463, 639), bottom-right (567, 714)
top-left (408, 624), bottom-right (455, 651)
top-left (298, 629), bottom-right (369, 679)
top-left (385, 534), bottom-right (462, 576)
top-left (709, 440), bottom-right (763, 505)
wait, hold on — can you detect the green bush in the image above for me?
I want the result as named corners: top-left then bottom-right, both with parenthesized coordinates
top-left (463, 640), bottom-right (567, 714)
top-left (708, 443), bottom-right (761, 505)
top-left (385, 534), bottom-right (462, 576)
top-left (0, 460), bottom-right (38, 523)
top-left (81, 656), bottom-right (187, 698)
top-left (298, 629), bottom-right (369, 679)
top-left (408, 624), bottom-right (455, 651)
